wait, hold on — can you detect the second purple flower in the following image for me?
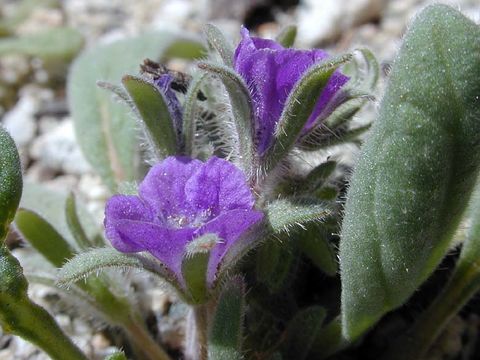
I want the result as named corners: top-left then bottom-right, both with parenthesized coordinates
top-left (234, 28), bottom-right (350, 155)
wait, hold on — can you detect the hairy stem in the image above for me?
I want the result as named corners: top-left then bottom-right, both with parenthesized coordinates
top-left (185, 305), bottom-right (209, 360)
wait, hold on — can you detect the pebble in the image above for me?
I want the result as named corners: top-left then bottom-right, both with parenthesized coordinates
top-left (29, 118), bottom-right (92, 175)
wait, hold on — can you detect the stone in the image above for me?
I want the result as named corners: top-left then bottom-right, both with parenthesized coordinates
top-left (29, 118), bottom-right (91, 175)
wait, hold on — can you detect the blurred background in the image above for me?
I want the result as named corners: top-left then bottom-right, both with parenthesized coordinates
top-left (0, 0), bottom-right (478, 358)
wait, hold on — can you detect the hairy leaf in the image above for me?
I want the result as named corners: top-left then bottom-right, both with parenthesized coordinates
top-left (340, 4), bottom-right (480, 340)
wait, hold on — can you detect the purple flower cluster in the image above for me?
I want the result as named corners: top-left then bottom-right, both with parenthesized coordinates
top-left (234, 27), bottom-right (349, 154)
top-left (105, 156), bottom-right (263, 285)
top-left (104, 28), bottom-right (349, 289)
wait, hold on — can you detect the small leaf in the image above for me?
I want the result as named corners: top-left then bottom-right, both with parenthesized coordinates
top-left (197, 62), bottom-right (256, 176)
top-left (340, 4), bottom-right (480, 340)
top-left (204, 24), bottom-right (234, 67)
top-left (15, 209), bottom-right (75, 268)
top-left (65, 193), bottom-right (95, 250)
top-left (0, 126), bottom-right (22, 242)
top-left (183, 72), bottom-right (209, 156)
top-left (301, 161), bottom-right (336, 192)
top-left (298, 224), bottom-right (338, 277)
top-left (266, 198), bottom-right (332, 234)
top-left (208, 276), bottom-right (246, 360)
top-left (275, 25), bottom-right (297, 48)
top-left (282, 306), bottom-right (326, 360)
top-left (0, 27), bottom-right (83, 62)
top-left (57, 247), bottom-right (175, 286)
top-left (122, 75), bottom-right (178, 159)
top-left (264, 54), bottom-right (352, 173)
top-left (182, 235), bottom-right (212, 304)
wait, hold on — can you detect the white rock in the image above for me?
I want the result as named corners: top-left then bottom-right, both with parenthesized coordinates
top-left (296, 0), bottom-right (384, 46)
top-left (2, 94), bottom-right (37, 147)
top-left (30, 118), bottom-right (91, 175)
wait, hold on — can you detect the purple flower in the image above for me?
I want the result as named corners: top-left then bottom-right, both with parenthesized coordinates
top-left (104, 156), bottom-right (263, 286)
top-left (234, 27), bottom-right (350, 154)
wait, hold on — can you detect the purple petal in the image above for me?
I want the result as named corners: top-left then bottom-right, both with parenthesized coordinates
top-left (104, 195), bottom-right (154, 252)
top-left (112, 219), bottom-right (195, 279)
top-left (139, 156), bottom-right (203, 220)
top-left (195, 208), bottom-right (264, 285)
top-left (234, 28), bottom-right (349, 154)
top-left (185, 157), bottom-right (256, 218)
top-left (154, 74), bottom-right (183, 134)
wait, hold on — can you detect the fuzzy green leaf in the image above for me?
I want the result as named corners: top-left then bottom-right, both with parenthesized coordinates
top-left (197, 62), bottom-right (255, 176)
top-left (182, 235), bottom-right (214, 304)
top-left (282, 306), bottom-right (326, 360)
top-left (15, 209), bottom-right (74, 268)
top-left (275, 25), bottom-right (297, 48)
top-left (204, 24), bottom-right (234, 67)
top-left (340, 4), bottom-right (480, 341)
top-left (122, 75), bottom-right (178, 159)
top-left (57, 247), bottom-right (175, 286)
top-left (298, 224), bottom-right (338, 277)
top-left (0, 126), bottom-right (22, 242)
top-left (264, 54), bottom-right (352, 172)
top-left (266, 198), bottom-right (332, 234)
top-left (69, 33), bottom-right (181, 191)
top-left (183, 72), bottom-right (209, 156)
top-left (208, 276), bottom-right (246, 360)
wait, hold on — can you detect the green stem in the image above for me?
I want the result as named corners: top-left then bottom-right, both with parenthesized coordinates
top-left (384, 262), bottom-right (480, 360)
top-left (123, 315), bottom-right (173, 360)
top-left (185, 305), bottom-right (209, 360)
top-left (0, 246), bottom-right (87, 360)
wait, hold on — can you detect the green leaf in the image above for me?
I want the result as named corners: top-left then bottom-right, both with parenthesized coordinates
top-left (65, 193), bottom-right (96, 250)
top-left (182, 234), bottom-right (215, 304)
top-left (275, 25), bottom-right (297, 48)
top-left (197, 62), bottom-right (256, 176)
top-left (298, 224), bottom-right (338, 277)
top-left (15, 209), bottom-right (75, 268)
top-left (57, 247), bottom-right (175, 287)
top-left (161, 37), bottom-right (206, 61)
top-left (301, 161), bottom-right (336, 192)
top-left (204, 24), bottom-right (234, 67)
top-left (282, 306), bottom-right (326, 360)
top-left (20, 183), bottom-right (99, 249)
top-left (264, 54), bottom-right (352, 173)
top-left (68, 33), bottom-right (181, 191)
top-left (183, 72), bottom-right (209, 156)
top-left (266, 198), bottom-right (332, 234)
top-left (0, 126), bottom-right (22, 242)
top-left (340, 4), bottom-right (480, 341)
top-left (122, 75), bottom-right (178, 159)
top-left (0, 27), bottom-right (83, 62)
top-left (208, 276), bottom-right (246, 360)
